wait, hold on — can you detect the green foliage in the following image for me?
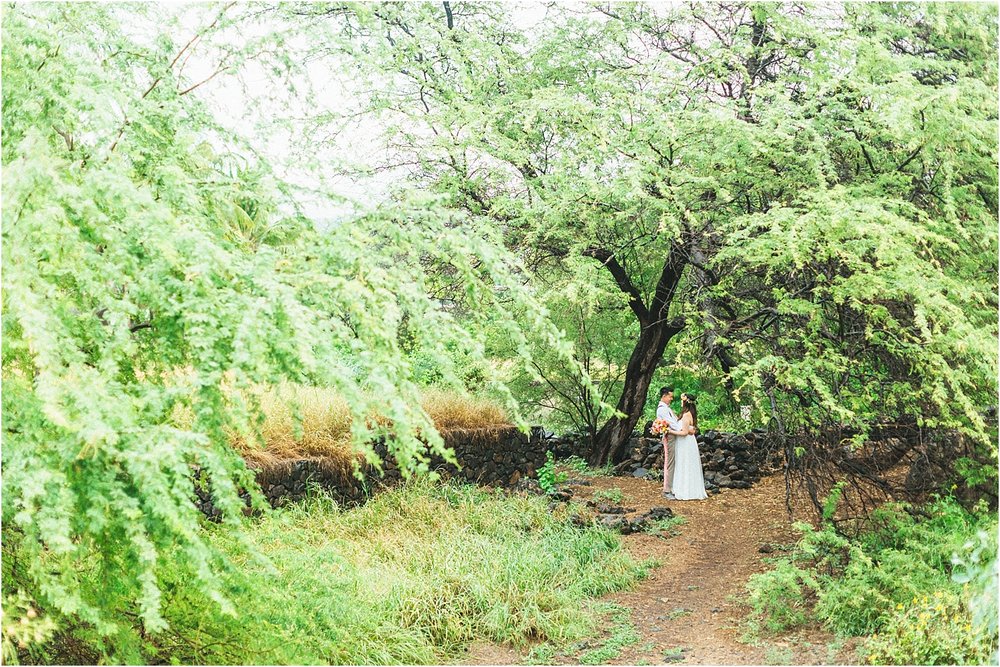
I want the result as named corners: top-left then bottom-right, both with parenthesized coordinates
top-left (592, 488), bottom-right (624, 505)
top-left (763, 645), bottom-right (794, 666)
top-left (948, 529), bottom-right (999, 665)
top-left (746, 559), bottom-right (819, 633)
top-left (746, 496), bottom-right (997, 664)
top-left (559, 455), bottom-right (612, 478)
top-left (864, 591), bottom-right (994, 666)
top-left (314, 2), bottom-right (998, 468)
top-left (578, 603), bottom-right (640, 665)
top-left (4, 0), bottom-right (999, 656)
top-left (6, 481), bottom-right (649, 664)
top-left (644, 515), bottom-right (687, 539)
top-left (563, 455), bottom-right (591, 475)
top-left (538, 451), bottom-right (569, 494)
top-left (1, 2), bottom-right (577, 648)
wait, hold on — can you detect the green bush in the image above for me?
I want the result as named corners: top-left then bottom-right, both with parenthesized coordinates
top-left (745, 496), bottom-right (997, 665)
top-left (864, 591), bottom-right (994, 666)
top-left (746, 559), bottom-right (818, 632)
top-left (11, 481), bottom-right (649, 664)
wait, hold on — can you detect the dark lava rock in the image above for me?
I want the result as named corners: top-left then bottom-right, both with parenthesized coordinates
top-left (598, 514), bottom-right (631, 533)
top-left (549, 488), bottom-right (573, 502)
top-left (588, 502), bottom-right (626, 514)
top-left (758, 543), bottom-right (774, 554)
top-left (632, 467), bottom-right (649, 478)
top-left (639, 506), bottom-right (674, 521)
top-left (512, 478), bottom-right (545, 496)
top-left (628, 516), bottom-right (648, 532)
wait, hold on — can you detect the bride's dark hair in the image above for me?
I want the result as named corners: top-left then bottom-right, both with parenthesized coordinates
top-left (681, 393), bottom-right (698, 431)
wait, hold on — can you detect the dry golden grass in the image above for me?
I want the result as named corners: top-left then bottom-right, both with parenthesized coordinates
top-left (229, 383), bottom-right (511, 466)
top-left (417, 387), bottom-right (510, 431)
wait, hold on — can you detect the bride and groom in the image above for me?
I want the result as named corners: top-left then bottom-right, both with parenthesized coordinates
top-left (656, 386), bottom-right (707, 501)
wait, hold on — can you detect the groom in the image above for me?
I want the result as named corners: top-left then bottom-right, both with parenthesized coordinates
top-left (656, 386), bottom-right (681, 500)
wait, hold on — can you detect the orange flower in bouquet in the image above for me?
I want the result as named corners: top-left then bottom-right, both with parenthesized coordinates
top-left (650, 418), bottom-right (671, 436)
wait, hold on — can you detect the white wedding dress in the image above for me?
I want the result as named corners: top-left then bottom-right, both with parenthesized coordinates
top-left (672, 434), bottom-right (707, 500)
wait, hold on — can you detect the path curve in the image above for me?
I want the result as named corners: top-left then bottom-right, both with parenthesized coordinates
top-left (464, 472), bottom-right (859, 665)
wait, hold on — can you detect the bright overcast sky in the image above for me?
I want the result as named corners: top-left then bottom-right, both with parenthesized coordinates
top-left (166, 2), bottom-right (559, 224)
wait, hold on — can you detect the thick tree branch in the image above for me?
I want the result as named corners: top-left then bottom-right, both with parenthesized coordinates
top-left (649, 237), bottom-right (688, 318)
top-left (582, 247), bottom-right (649, 322)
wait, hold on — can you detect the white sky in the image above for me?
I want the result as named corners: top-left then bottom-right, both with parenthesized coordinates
top-left (168, 2), bottom-right (558, 224)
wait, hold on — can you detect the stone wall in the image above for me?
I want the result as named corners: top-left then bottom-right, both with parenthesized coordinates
top-left (371, 426), bottom-right (547, 488)
top-left (612, 429), bottom-right (778, 493)
top-left (195, 426), bottom-right (546, 516)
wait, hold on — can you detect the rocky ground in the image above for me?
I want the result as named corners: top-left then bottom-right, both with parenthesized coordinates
top-left (462, 472), bottom-right (862, 666)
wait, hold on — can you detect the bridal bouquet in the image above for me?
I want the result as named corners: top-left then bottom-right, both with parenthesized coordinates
top-left (650, 418), bottom-right (671, 436)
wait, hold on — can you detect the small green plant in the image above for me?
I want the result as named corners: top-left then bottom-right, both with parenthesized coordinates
top-left (592, 488), bottom-right (624, 504)
top-left (644, 515), bottom-right (687, 538)
top-left (746, 559), bottom-right (818, 633)
top-left (578, 603), bottom-right (639, 665)
top-left (764, 645), bottom-right (794, 665)
top-left (662, 646), bottom-right (684, 663)
top-left (524, 643), bottom-right (559, 665)
top-left (563, 455), bottom-right (590, 474)
top-left (538, 451), bottom-right (569, 493)
top-left (561, 456), bottom-right (613, 478)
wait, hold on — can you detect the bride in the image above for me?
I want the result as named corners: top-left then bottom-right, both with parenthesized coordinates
top-left (672, 393), bottom-right (707, 501)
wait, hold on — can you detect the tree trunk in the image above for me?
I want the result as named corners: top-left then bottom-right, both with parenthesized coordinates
top-left (589, 320), bottom-right (682, 465)
top-left (583, 239), bottom-right (689, 465)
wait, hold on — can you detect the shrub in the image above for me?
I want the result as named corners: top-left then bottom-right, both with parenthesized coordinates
top-left (746, 559), bottom-right (819, 632)
top-left (745, 495), bottom-right (997, 665)
top-left (538, 451), bottom-right (568, 493)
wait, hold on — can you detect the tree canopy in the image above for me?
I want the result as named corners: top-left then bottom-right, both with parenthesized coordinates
top-left (302, 1), bottom-right (997, 462)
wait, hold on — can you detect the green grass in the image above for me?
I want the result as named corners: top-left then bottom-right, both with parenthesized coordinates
top-left (763, 645), bottom-right (794, 665)
top-left (644, 515), bottom-right (687, 538)
top-left (578, 603), bottom-right (640, 664)
top-left (592, 488), bottom-right (624, 504)
top-left (560, 456), bottom-right (614, 478)
top-left (524, 643), bottom-right (559, 665)
top-left (34, 480), bottom-right (650, 664)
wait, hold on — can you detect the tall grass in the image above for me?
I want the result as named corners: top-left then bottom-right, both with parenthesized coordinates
top-left (34, 481), bottom-right (648, 664)
top-left (225, 383), bottom-right (510, 466)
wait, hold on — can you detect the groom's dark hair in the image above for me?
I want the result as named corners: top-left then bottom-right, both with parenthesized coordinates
top-left (659, 386), bottom-right (674, 397)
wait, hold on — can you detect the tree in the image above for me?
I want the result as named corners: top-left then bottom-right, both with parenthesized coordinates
top-left (301, 2), bottom-right (997, 465)
top-left (1, 3), bottom-right (570, 655)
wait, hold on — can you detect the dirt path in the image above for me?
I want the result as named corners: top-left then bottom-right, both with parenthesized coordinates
top-left (462, 473), bottom-right (859, 665)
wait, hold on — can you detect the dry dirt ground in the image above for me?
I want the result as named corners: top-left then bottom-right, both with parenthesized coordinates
top-left (461, 472), bottom-right (862, 666)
